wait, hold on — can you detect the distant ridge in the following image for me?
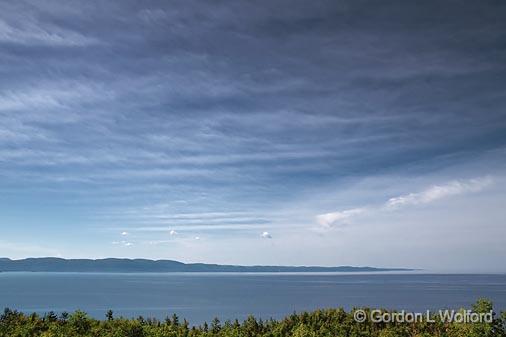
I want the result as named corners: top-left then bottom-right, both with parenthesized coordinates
top-left (0, 258), bottom-right (412, 273)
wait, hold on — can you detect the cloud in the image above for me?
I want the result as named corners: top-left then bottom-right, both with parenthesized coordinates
top-left (316, 177), bottom-right (493, 228)
top-left (261, 231), bottom-right (272, 239)
top-left (169, 230), bottom-right (177, 236)
top-left (386, 177), bottom-right (493, 209)
top-left (114, 224), bottom-right (271, 232)
top-left (112, 240), bottom-right (133, 246)
top-left (145, 240), bottom-right (172, 245)
top-left (315, 208), bottom-right (365, 228)
top-left (0, 16), bottom-right (97, 46)
top-left (121, 231), bottom-right (129, 236)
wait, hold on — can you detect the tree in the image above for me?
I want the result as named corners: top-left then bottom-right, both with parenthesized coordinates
top-left (211, 317), bottom-right (221, 334)
top-left (172, 313), bottom-right (180, 327)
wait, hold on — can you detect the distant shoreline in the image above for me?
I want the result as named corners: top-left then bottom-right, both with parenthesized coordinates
top-left (0, 257), bottom-right (412, 273)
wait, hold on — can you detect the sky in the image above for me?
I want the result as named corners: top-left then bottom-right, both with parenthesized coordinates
top-left (0, 0), bottom-right (505, 272)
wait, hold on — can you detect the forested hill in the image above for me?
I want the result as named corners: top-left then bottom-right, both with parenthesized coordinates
top-left (0, 258), bottom-right (412, 273)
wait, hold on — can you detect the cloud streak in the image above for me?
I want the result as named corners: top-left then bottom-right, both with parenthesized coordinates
top-left (386, 177), bottom-right (493, 209)
top-left (316, 177), bottom-right (493, 228)
top-left (316, 208), bottom-right (365, 228)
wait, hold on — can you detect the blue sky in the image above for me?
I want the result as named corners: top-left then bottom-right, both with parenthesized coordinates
top-left (1, 0), bottom-right (505, 271)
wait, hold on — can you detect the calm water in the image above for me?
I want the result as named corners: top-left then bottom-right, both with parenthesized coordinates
top-left (0, 272), bottom-right (505, 324)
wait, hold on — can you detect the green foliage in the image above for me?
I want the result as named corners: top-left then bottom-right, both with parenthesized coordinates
top-left (0, 300), bottom-right (504, 337)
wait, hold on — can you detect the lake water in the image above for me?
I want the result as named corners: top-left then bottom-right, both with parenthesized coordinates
top-left (0, 272), bottom-right (505, 324)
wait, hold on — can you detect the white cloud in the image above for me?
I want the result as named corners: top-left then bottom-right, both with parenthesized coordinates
top-left (112, 240), bottom-right (132, 246)
top-left (0, 18), bottom-right (97, 46)
top-left (145, 240), bottom-right (172, 245)
top-left (121, 231), bottom-right (129, 236)
top-left (386, 177), bottom-right (492, 209)
top-left (316, 177), bottom-right (493, 228)
top-left (169, 230), bottom-right (177, 236)
top-left (261, 231), bottom-right (272, 239)
top-left (194, 236), bottom-right (200, 240)
top-left (114, 224), bottom-right (270, 232)
top-left (315, 208), bottom-right (365, 228)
